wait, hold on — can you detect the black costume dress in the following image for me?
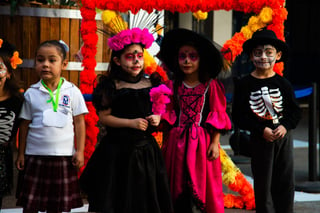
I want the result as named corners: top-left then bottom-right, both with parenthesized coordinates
top-left (80, 77), bottom-right (173, 213)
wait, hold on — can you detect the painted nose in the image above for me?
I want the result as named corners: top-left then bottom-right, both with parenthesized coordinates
top-left (184, 57), bottom-right (191, 64)
top-left (260, 52), bottom-right (268, 58)
top-left (133, 58), bottom-right (139, 64)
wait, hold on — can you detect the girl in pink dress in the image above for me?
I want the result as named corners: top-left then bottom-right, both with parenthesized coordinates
top-left (158, 28), bottom-right (232, 213)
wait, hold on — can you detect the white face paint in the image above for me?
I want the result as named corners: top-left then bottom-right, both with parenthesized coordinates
top-left (252, 45), bottom-right (278, 70)
top-left (0, 60), bottom-right (8, 78)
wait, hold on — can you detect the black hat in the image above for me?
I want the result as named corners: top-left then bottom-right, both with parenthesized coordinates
top-left (158, 28), bottom-right (223, 78)
top-left (242, 28), bottom-right (288, 62)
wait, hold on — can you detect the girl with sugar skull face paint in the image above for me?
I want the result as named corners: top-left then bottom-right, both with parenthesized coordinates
top-left (0, 38), bottom-right (23, 209)
top-left (158, 28), bottom-right (231, 213)
top-left (79, 28), bottom-right (174, 213)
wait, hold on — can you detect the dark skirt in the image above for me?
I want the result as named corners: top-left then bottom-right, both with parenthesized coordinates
top-left (16, 155), bottom-right (83, 212)
top-left (80, 134), bottom-right (174, 213)
top-left (0, 143), bottom-right (13, 197)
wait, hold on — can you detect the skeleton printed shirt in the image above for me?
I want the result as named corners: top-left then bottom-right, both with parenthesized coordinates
top-left (232, 73), bottom-right (301, 137)
top-left (0, 96), bottom-right (22, 144)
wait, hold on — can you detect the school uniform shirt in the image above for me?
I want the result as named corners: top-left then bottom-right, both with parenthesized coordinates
top-left (232, 73), bottom-right (301, 136)
top-left (19, 79), bottom-right (88, 156)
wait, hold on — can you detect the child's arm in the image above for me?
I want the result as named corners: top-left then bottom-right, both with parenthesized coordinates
top-left (72, 114), bottom-right (86, 168)
top-left (16, 119), bottom-right (31, 170)
top-left (98, 108), bottom-right (149, 131)
top-left (207, 130), bottom-right (221, 161)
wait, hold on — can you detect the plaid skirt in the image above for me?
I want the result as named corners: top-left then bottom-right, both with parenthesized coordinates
top-left (16, 155), bottom-right (83, 212)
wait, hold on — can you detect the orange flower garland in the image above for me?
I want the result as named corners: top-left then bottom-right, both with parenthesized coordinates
top-left (220, 147), bottom-right (256, 210)
top-left (79, 0), bottom-right (99, 175)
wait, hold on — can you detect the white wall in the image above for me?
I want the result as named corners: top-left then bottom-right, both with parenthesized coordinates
top-left (213, 10), bottom-right (233, 46)
top-left (177, 10), bottom-right (233, 46)
top-left (178, 12), bottom-right (193, 29)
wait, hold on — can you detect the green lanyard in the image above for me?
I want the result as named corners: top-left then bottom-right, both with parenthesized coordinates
top-left (41, 78), bottom-right (63, 112)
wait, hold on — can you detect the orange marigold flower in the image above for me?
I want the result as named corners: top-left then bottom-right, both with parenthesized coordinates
top-left (223, 194), bottom-right (236, 208)
top-left (10, 51), bottom-right (23, 69)
top-left (233, 196), bottom-right (244, 209)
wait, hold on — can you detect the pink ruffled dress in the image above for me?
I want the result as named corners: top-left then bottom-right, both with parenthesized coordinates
top-left (162, 79), bottom-right (231, 213)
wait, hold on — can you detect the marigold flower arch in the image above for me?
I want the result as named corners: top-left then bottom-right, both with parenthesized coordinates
top-left (79, 0), bottom-right (287, 210)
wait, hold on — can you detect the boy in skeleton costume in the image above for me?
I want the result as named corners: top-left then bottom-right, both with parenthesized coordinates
top-left (232, 28), bottom-right (301, 213)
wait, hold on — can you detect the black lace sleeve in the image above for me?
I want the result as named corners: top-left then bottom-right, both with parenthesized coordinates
top-left (92, 75), bottom-right (115, 113)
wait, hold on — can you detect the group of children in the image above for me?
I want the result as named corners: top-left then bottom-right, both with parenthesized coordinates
top-left (0, 26), bottom-right (301, 213)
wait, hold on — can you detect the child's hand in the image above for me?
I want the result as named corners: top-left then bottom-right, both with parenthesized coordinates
top-left (131, 118), bottom-right (149, 131)
top-left (272, 125), bottom-right (287, 140)
top-left (16, 154), bottom-right (25, 171)
top-left (72, 151), bottom-right (84, 169)
top-left (263, 127), bottom-right (278, 142)
top-left (207, 142), bottom-right (220, 161)
top-left (146, 114), bottom-right (161, 126)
